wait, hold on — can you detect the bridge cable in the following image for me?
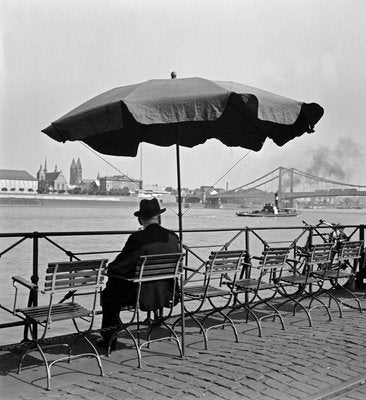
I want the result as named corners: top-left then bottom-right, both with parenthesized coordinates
top-left (292, 168), bottom-right (366, 188)
top-left (230, 167), bottom-right (280, 192)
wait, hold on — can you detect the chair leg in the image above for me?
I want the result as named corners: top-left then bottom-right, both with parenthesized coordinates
top-left (242, 305), bottom-right (263, 337)
top-left (178, 311), bottom-right (208, 350)
top-left (255, 299), bottom-right (286, 331)
top-left (299, 291), bottom-right (333, 322)
top-left (228, 296), bottom-right (263, 337)
top-left (35, 343), bottom-right (52, 391)
top-left (335, 287), bottom-right (363, 313)
top-left (277, 295), bottom-right (313, 327)
top-left (82, 335), bottom-right (104, 377)
top-left (108, 324), bottom-right (141, 363)
top-left (309, 288), bottom-right (343, 318)
top-left (143, 318), bottom-right (183, 358)
top-left (18, 342), bottom-right (37, 374)
top-left (204, 309), bottom-right (239, 344)
top-left (161, 320), bottom-right (183, 358)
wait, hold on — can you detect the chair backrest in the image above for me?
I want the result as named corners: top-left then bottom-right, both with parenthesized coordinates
top-left (308, 243), bottom-right (333, 265)
top-left (339, 240), bottom-right (364, 261)
top-left (206, 250), bottom-right (246, 277)
top-left (133, 253), bottom-right (185, 283)
top-left (45, 259), bottom-right (107, 292)
top-left (259, 247), bottom-right (290, 271)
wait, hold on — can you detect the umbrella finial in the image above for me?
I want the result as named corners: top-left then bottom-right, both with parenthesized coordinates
top-left (171, 71), bottom-right (177, 79)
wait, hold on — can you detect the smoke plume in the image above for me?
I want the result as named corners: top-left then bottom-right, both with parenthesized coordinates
top-left (305, 137), bottom-right (363, 181)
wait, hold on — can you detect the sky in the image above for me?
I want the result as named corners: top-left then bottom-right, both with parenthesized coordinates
top-left (1, 0), bottom-right (366, 190)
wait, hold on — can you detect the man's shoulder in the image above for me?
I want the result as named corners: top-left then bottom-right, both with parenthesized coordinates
top-left (146, 224), bottom-right (178, 238)
top-left (157, 224), bottom-right (178, 237)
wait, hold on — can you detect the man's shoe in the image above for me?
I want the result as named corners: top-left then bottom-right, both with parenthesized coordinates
top-left (95, 338), bottom-right (117, 351)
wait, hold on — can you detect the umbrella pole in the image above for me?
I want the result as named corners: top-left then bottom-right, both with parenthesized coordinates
top-left (175, 141), bottom-right (185, 356)
top-left (175, 142), bottom-right (183, 248)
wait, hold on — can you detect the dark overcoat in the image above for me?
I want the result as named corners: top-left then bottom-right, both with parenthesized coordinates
top-left (101, 223), bottom-right (179, 311)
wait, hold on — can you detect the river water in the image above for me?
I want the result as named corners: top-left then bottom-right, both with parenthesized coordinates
top-left (1, 204), bottom-right (365, 344)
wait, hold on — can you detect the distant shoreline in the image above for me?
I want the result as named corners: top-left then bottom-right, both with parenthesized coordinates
top-left (0, 193), bottom-right (176, 207)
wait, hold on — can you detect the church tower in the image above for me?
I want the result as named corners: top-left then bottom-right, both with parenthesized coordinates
top-left (70, 158), bottom-right (76, 185)
top-left (37, 164), bottom-right (45, 181)
top-left (76, 158), bottom-right (82, 183)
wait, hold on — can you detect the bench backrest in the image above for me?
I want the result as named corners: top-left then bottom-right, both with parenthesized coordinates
top-left (45, 259), bottom-right (108, 292)
top-left (308, 243), bottom-right (333, 265)
top-left (259, 247), bottom-right (290, 271)
top-left (133, 253), bottom-right (185, 283)
top-left (339, 240), bottom-right (364, 261)
top-left (206, 250), bottom-right (246, 276)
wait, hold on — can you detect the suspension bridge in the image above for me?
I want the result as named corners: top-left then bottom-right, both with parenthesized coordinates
top-left (205, 167), bottom-right (366, 208)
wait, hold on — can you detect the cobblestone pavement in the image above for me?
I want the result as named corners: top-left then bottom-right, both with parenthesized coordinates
top-left (1, 292), bottom-right (366, 400)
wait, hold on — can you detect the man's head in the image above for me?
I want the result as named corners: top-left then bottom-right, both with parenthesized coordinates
top-left (134, 198), bottom-right (166, 227)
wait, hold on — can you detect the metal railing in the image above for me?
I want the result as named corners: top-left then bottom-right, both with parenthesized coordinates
top-left (1, 223), bottom-right (365, 341)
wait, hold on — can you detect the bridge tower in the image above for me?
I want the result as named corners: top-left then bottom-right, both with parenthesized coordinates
top-left (278, 167), bottom-right (294, 208)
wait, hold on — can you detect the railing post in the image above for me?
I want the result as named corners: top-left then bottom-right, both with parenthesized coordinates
top-left (240, 227), bottom-right (250, 279)
top-left (243, 228), bottom-right (250, 303)
top-left (24, 232), bottom-right (40, 340)
top-left (356, 225), bottom-right (365, 288)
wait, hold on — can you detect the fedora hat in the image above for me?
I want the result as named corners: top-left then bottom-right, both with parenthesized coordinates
top-left (134, 198), bottom-right (166, 218)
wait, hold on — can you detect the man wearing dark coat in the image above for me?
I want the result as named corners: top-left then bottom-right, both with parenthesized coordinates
top-left (98, 198), bottom-right (179, 347)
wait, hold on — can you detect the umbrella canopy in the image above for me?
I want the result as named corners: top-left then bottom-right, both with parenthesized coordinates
top-left (42, 77), bottom-right (324, 157)
top-left (42, 76), bottom-right (323, 356)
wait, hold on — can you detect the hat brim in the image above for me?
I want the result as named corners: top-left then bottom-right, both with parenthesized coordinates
top-left (134, 208), bottom-right (166, 218)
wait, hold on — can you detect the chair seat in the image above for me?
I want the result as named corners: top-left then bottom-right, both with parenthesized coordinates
top-left (185, 285), bottom-right (230, 298)
top-left (234, 278), bottom-right (276, 291)
top-left (280, 275), bottom-right (321, 284)
top-left (312, 270), bottom-right (354, 279)
top-left (19, 302), bottom-right (90, 323)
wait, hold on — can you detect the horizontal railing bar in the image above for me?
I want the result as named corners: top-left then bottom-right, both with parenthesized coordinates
top-left (183, 244), bottom-right (224, 249)
top-left (0, 321), bottom-right (25, 329)
top-left (0, 225), bottom-right (363, 239)
top-left (72, 250), bottom-right (119, 256)
top-left (0, 230), bottom-right (135, 238)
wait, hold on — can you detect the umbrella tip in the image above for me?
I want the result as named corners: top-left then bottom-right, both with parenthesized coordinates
top-left (171, 71), bottom-right (177, 79)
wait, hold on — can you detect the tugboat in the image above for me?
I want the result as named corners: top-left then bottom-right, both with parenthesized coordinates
top-left (236, 193), bottom-right (300, 217)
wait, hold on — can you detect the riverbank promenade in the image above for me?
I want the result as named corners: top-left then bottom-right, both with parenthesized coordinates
top-left (2, 289), bottom-right (366, 400)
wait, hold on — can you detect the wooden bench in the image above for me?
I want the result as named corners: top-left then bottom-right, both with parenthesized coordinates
top-left (228, 246), bottom-right (290, 337)
top-left (312, 240), bottom-right (364, 315)
top-left (173, 249), bottom-right (246, 350)
top-left (104, 252), bottom-right (185, 367)
top-left (12, 258), bottom-right (108, 390)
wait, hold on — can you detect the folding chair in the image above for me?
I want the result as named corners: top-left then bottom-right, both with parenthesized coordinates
top-left (173, 249), bottom-right (245, 350)
top-left (277, 243), bottom-right (333, 326)
top-left (228, 247), bottom-right (290, 337)
top-left (105, 252), bottom-right (184, 367)
top-left (12, 259), bottom-right (108, 390)
top-left (312, 240), bottom-right (364, 315)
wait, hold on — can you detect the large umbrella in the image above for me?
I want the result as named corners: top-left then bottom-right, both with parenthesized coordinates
top-left (42, 75), bottom-right (324, 244)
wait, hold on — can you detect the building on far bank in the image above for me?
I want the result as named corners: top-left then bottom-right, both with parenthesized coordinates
top-left (0, 169), bottom-right (38, 193)
top-left (99, 174), bottom-right (142, 194)
top-left (37, 160), bottom-right (67, 193)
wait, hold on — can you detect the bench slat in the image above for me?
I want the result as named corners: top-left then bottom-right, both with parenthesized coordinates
top-left (47, 259), bottom-right (107, 273)
top-left (45, 276), bottom-right (102, 289)
top-left (20, 303), bottom-right (90, 323)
